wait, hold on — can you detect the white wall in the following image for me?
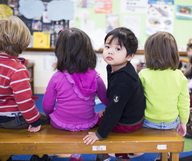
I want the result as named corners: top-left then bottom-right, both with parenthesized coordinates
top-left (22, 51), bottom-right (144, 94)
top-left (22, 51), bottom-right (56, 94)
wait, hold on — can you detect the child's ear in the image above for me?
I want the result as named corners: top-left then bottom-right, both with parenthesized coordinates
top-left (126, 54), bottom-right (134, 61)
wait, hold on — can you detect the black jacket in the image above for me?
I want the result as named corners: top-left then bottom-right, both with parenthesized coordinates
top-left (96, 63), bottom-right (146, 139)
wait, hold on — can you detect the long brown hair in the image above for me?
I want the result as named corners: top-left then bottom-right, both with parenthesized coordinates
top-left (55, 28), bottom-right (96, 73)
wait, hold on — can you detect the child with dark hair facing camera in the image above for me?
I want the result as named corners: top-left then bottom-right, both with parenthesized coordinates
top-left (83, 27), bottom-right (146, 161)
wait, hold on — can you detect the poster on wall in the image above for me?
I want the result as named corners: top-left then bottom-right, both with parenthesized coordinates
top-left (176, 5), bottom-right (192, 20)
top-left (95, 0), bottom-right (112, 14)
top-left (120, 0), bottom-right (148, 13)
top-left (146, 0), bottom-right (174, 35)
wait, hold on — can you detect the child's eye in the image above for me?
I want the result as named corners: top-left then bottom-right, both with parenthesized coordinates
top-left (104, 44), bottom-right (110, 49)
top-left (116, 48), bottom-right (121, 51)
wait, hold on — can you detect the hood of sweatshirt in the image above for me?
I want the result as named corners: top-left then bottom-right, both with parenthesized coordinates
top-left (65, 69), bottom-right (97, 100)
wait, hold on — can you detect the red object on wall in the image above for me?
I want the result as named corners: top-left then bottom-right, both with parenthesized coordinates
top-left (95, 0), bottom-right (112, 14)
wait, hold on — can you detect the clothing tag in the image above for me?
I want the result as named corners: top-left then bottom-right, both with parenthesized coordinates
top-left (92, 145), bottom-right (106, 151)
top-left (157, 144), bottom-right (167, 150)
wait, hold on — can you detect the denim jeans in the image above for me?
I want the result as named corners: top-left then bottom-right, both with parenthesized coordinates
top-left (0, 113), bottom-right (49, 129)
top-left (0, 115), bottom-right (28, 129)
top-left (143, 117), bottom-right (180, 130)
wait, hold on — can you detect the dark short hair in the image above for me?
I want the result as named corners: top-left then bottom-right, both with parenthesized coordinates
top-left (104, 27), bottom-right (138, 55)
top-left (55, 28), bottom-right (96, 73)
top-left (144, 31), bottom-right (179, 70)
top-left (187, 39), bottom-right (192, 51)
top-left (187, 43), bottom-right (192, 51)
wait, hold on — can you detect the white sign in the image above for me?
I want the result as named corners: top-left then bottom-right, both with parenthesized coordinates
top-left (92, 145), bottom-right (107, 151)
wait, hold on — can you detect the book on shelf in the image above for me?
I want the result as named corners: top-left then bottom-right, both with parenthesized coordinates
top-left (33, 32), bottom-right (50, 48)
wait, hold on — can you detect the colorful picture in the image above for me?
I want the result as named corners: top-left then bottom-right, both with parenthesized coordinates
top-left (146, 0), bottom-right (174, 35)
top-left (176, 5), bottom-right (192, 20)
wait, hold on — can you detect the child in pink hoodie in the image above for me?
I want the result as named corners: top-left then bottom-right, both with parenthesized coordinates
top-left (43, 28), bottom-right (108, 161)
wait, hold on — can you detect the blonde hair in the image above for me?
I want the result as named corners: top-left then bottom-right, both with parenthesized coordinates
top-left (0, 16), bottom-right (31, 56)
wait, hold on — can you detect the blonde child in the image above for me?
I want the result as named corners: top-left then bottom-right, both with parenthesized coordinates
top-left (0, 16), bottom-right (41, 132)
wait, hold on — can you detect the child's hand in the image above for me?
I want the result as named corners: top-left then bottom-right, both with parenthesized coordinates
top-left (28, 125), bottom-right (41, 132)
top-left (176, 123), bottom-right (186, 136)
top-left (83, 132), bottom-right (99, 145)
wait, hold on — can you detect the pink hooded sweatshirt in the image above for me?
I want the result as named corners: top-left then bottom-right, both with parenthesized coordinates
top-left (42, 69), bottom-right (108, 131)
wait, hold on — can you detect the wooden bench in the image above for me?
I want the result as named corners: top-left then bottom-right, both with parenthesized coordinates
top-left (0, 125), bottom-right (184, 161)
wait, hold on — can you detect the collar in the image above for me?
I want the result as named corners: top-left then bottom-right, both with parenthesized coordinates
top-left (107, 62), bottom-right (138, 81)
top-left (0, 52), bottom-right (25, 64)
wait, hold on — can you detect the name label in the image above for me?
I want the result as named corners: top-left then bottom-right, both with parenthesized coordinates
top-left (92, 145), bottom-right (106, 151)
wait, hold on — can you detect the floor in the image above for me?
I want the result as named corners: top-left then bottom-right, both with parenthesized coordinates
top-left (11, 152), bottom-right (192, 161)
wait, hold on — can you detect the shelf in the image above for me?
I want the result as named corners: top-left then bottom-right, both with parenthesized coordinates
top-left (26, 48), bottom-right (187, 56)
top-left (96, 49), bottom-right (187, 56)
top-left (26, 48), bottom-right (54, 52)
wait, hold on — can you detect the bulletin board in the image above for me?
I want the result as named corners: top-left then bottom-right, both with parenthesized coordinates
top-left (71, 0), bottom-right (192, 50)
top-left (0, 0), bottom-right (192, 50)
top-left (0, 0), bottom-right (73, 48)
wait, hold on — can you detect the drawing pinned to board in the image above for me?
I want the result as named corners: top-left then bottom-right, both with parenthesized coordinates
top-left (19, 0), bottom-right (44, 19)
top-left (42, 2), bottom-right (51, 23)
top-left (176, 5), bottom-right (192, 20)
top-left (146, 0), bottom-right (174, 35)
top-left (95, 0), bottom-right (112, 14)
top-left (120, 0), bottom-right (147, 13)
top-left (47, 0), bottom-right (74, 21)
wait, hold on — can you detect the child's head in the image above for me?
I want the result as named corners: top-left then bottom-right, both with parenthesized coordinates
top-left (104, 27), bottom-right (138, 56)
top-left (103, 27), bottom-right (138, 68)
top-left (0, 16), bottom-right (31, 56)
top-left (144, 31), bottom-right (179, 70)
top-left (55, 27), bottom-right (96, 73)
top-left (187, 38), bottom-right (192, 57)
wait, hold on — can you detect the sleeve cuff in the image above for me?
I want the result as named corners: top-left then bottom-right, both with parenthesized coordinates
top-left (30, 119), bottom-right (41, 127)
top-left (95, 131), bottom-right (104, 140)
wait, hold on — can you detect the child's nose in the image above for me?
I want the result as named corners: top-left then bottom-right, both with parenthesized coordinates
top-left (108, 48), bottom-right (114, 55)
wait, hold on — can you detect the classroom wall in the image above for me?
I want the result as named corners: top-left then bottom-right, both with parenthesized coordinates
top-left (22, 51), bottom-right (55, 94)
top-left (71, 0), bottom-right (192, 50)
top-left (4, 0), bottom-right (191, 50)
top-left (20, 0), bottom-right (192, 94)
